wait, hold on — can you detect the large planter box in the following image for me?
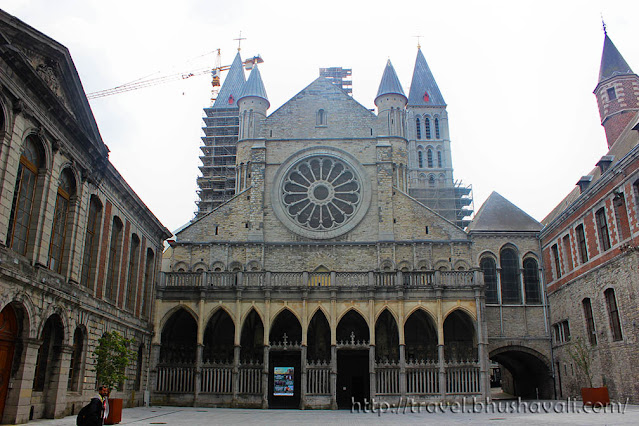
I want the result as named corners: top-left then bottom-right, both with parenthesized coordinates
top-left (581, 387), bottom-right (610, 406)
top-left (105, 398), bottom-right (123, 425)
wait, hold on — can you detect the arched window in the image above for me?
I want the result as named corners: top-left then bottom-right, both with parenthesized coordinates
top-left (418, 151), bottom-right (423, 168)
top-left (67, 327), bottom-right (84, 391)
top-left (81, 196), bottom-right (103, 290)
top-left (415, 117), bottom-right (421, 139)
top-left (604, 288), bottom-right (623, 341)
top-left (428, 175), bottom-right (435, 187)
top-left (480, 257), bottom-right (498, 304)
top-left (105, 217), bottom-right (123, 302)
top-left (126, 234), bottom-right (141, 311)
top-left (437, 150), bottom-right (442, 168)
top-left (316, 109), bottom-right (327, 126)
top-left (523, 258), bottom-right (541, 304)
top-left (427, 149), bottom-right (433, 168)
top-left (7, 135), bottom-right (44, 255)
top-left (49, 168), bottom-right (76, 274)
top-left (141, 248), bottom-right (155, 317)
top-left (424, 117), bottom-right (431, 139)
top-left (500, 248), bottom-right (521, 304)
top-left (435, 118), bottom-right (440, 139)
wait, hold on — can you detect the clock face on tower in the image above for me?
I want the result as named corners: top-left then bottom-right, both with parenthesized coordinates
top-left (272, 147), bottom-right (371, 239)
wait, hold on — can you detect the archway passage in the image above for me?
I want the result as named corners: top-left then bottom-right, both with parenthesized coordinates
top-left (375, 310), bottom-right (399, 362)
top-left (307, 310), bottom-right (330, 362)
top-left (0, 305), bottom-right (18, 420)
top-left (336, 310), bottom-right (370, 409)
top-left (268, 310), bottom-right (302, 409)
top-left (34, 314), bottom-right (64, 418)
top-left (203, 310), bottom-right (234, 363)
top-left (336, 310), bottom-right (369, 344)
top-left (240, 310), bottom-right (264, 363)
top-left (490, 348), bottom-right (553, 399)
top-left (160, 309), bottom-right (197, 364)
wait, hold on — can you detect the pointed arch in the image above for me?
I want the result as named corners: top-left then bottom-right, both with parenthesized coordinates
top-left (480, 254), bottom-right (499, 304)
top-left (159, 307), bottom-right (197, 364)
top-left (336, 308), bottom-right (369, 344)
top-left (500, 245), bottom-right (521, 304)
top-left (443, 309), bottom-right (477, 362)
top-left (240, 308), bottom-right (264, 362)
top-left (307, 308), bottom-right (330, 362)
top-left (203, 308), bottom-right (235, 363)
top-left (159, 304), bottom-right (198, 331)
top-left (269, 308), bottom-right (302, 345)
top-left (404, 307), bottom-right (438, 362)
top-left (375, 309), bottom-right (399, 361)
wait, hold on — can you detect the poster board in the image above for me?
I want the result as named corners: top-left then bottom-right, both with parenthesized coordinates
top-left (273, 367), bottom-right (294, 396)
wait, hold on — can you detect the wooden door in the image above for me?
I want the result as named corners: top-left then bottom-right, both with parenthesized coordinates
top-left (0, 305), bottom-right (18, 420)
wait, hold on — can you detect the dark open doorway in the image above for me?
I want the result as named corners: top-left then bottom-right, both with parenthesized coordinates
top-left (337, 350), bottom-right (369, 409)
top-left (268, 351), bottom-right (301, 408)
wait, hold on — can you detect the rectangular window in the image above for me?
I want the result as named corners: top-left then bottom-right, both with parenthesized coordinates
top-left (582, 298), bottom-right (597, 345)
top-left (595, 208), bottom-right (611, 251)
top-left (613, 194), bottom-right (630, 242)
top-left (605, 288), bottom-right (623, 341)
top-left (575, 224), bottom-right (588, 263)
top-left (551, 244), bottom-right (561, 278)
top-left (562, 235), bottom-right (573, 272)
top-left (607, 87), bottom-right (617, 101)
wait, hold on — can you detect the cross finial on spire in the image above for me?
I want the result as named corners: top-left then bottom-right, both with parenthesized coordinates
top-left (414, 35), bottom-right (422, 50)
top-left (601, 14), bottom-right (607, 35)
top-left (234, 31), bottom-right (246, 51)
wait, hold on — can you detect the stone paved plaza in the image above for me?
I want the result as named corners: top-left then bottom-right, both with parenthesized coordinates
top-left (26, 403), bottom-right (639, 426)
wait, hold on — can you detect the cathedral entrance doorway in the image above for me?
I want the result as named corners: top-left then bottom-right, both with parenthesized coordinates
top-left (268, 309), bottom-right (302, 409)
top-left (490, 346), bottom-right (553, 399)
top-left (0, 305), bottom-right (18, 420)
top-left (336, 350), bottom-right (369, 409)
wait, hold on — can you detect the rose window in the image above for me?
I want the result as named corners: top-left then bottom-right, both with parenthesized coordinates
top-left (281, 156), bottom-right (361, 231)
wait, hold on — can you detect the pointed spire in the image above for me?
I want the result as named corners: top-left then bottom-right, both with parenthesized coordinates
top-left (212, 52), bottom-right (246, 109)
top-left (408, 48), bottom-right (446, 106)
top-left (238, 63), bottom-right (269, 107)
top-left (598, 33), bottom-right (634, 83)
top-left (375, 60), bottom-right (406, 99)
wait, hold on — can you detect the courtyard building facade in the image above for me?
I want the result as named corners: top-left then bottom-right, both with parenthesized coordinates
top-left (0, 11), bottom-right (171, 423)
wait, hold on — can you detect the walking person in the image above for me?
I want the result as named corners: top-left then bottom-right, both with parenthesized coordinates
top-left (77, 385), bottom-right (110, 426)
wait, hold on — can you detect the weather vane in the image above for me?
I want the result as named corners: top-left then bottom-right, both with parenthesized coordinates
top-left (414, 35), bottom-right (422, 49)
top-left (234, 31), bottom-right (246, 52)
top-left (601, 14), bottom-right (607, 35)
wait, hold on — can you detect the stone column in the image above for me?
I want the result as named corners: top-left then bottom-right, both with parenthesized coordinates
top-left (300, 346), bottom-right (307, 409)
top-left (1, 338), bottom-right (41, 424)
top-left (330, 345), bottom-right (337, 410)
top-left (261, 346), bottom-right (269, 409)
top-left (399, 344), bottom-right (406, 396)
top-left (45, 344), bottom-right (74, 418)
top-left (149, 343), bottom-right (161, 398)
top-left (436, 288), bottom-right (446, 397)
top-left (474, 288), bottom-right (489, 400)
top-left (194, 344), bottom-right (203, 403)
top-left (232, 345), bottom-right (240, 406)
top-left (369, 345), bottom-right (376, 400)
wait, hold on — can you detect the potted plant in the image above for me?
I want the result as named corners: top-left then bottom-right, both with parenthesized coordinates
top-left (94, 331), bottom-right (135, 424)
top-left (567, 337), bottom-right (609, 406)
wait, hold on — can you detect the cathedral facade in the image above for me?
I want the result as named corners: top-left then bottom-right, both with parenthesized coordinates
top-left (155, 49), bottom-right (551, 408)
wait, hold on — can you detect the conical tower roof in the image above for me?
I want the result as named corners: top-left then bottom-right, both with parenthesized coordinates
top-left (375, 60), bottom-right (406, 100)
top-left (408, 48), bottom-right (446, 106)
top-left (212, 52), bottom-right (246, 109)
top-left (598, 33), bottom-right (634, 83)
top-left (238, 63), bottom-right (269, 107)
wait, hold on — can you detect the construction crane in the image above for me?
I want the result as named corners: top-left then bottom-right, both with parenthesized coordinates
top-left (86, 49), bottom-right (263, 101)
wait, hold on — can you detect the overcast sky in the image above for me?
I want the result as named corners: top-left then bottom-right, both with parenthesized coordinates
top-left (3, 0), bottom-right (639, 233)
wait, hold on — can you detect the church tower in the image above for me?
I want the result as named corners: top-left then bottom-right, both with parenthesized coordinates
top-left (406, 47), bottom-right (472, 228)
top-left (375, 60), bottom-right (407, 138)
top-left (594, 31), bottom-right (639, 148)
top-left (196, 52), bottom-right (246, 217)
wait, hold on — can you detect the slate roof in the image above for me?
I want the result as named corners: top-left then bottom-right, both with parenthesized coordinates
top-left (408, 48), bottom-right (446, 107)
top-left (238, 63), bottom-right (269, 106)
top-left (599, 34), bottom-right (634, 83)
top-left (212, 52), bottom-right (246, 109)
top-left (375, 60), bottom-right (406, 99)
top-left (468, 192), bottom-right (542, 232)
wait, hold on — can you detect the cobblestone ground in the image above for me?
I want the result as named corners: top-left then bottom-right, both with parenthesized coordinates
top-left (26, 401), bottom-right (639, 426)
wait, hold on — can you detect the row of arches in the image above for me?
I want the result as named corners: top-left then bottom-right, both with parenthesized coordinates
top-left (416, 147), bottom-right (443, 169)
top-left (415, 116), bottom-right (441, 140)
top-left (159, 306), bottom-right (478, 365)
top-left (479, 246), bottom-right (542, 305)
